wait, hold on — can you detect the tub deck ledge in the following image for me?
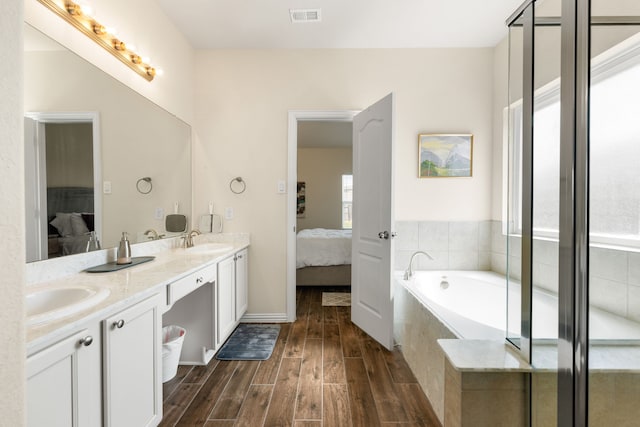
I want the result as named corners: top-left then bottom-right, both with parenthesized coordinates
top-left (437, 339), bottom-right (532, 372)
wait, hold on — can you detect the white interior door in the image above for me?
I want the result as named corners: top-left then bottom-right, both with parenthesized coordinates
top-left (351, 93), bottom-right (395, 350)
top-left (24, 117), bottom-right (47, 262)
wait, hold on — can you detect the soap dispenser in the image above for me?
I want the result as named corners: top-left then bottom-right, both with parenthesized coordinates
top-left (116, 232), bottom-right (132, 264)
top-left (86, 231), bottom-right (101, 252)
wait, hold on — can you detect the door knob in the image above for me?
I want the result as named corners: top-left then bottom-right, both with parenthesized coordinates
top-left (378, 231), bottom-right (389, 239)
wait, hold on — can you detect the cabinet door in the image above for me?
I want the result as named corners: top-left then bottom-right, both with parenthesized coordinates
top-left (103, 294), bottom-right (163, 427)
top-left (235, 249), bottom-right (248, 321)
top-left (217, 255), bottom-right (236, 346)
top-left (27, 324), bottom-right (101, 427)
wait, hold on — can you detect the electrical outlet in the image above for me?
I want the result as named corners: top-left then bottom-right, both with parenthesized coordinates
top-left (224, 207), bottom-right (234, 220)
top-left (154, 207), bottom-right (164, 220)
top-left (103, 181), bottom-right (112, 194)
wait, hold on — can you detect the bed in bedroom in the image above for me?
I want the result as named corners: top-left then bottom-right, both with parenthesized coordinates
top-left (46, 186), bottom-right (95, 258)
top-left (296, 228), bottom-right (352, 286)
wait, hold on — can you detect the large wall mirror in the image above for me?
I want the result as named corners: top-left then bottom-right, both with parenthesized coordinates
top-left (24, 23), bottom-right (192, 262)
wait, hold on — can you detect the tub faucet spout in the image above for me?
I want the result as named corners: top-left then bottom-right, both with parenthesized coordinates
top-left (404, 251), bottom-right (434, 280)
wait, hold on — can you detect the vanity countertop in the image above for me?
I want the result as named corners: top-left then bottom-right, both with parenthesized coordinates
top-left (26, 233), bottom-right (249, 354)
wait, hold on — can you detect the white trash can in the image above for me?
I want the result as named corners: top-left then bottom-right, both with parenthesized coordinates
top-left (162, 325), bottom-right (186, 383)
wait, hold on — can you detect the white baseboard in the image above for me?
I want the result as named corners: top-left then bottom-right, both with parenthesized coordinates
top-left (240, 312), bottom-right (289, 323)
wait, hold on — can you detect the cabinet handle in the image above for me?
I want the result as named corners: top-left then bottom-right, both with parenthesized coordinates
top-left (113, 319), bottom-right (125, 329)
top-left (196, 277), bottom-right (204, 284)
top-left (237, 254), bottom-right (243, 259)
top-left (79, 336), bottom-right (93, 347)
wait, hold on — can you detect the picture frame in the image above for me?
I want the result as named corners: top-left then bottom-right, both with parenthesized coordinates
top-left (296, 182), bottom-right (306, 218)
top-left (418, 134), bottom-right (473, 178)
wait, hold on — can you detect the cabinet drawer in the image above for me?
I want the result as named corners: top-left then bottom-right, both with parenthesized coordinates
top-left (168, 263), bottom-right (217, 305)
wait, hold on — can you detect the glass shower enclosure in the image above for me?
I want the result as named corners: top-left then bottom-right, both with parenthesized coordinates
top-left (506, 0), bottom-right (640, 425)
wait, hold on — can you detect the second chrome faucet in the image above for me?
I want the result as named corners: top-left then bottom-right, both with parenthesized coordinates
top-left (404, 250), bottom-right (434, 280)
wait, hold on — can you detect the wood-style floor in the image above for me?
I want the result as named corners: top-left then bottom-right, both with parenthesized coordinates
top-left (160, 286), bottom-right (441, 427)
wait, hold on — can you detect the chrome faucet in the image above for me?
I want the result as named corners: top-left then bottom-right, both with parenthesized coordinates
top-left (183, 229), bottom-right (201, 248)
top-left (144, 229), bottom-right (159, 240)
top-left (404, 251), bottom-right (434, 280)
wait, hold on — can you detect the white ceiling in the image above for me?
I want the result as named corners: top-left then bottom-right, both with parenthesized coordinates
top-left (155, 0), bottom-right (525, 49)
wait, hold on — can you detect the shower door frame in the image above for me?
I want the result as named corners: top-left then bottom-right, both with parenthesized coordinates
top-left (508, 1), bottom-right (640, 425)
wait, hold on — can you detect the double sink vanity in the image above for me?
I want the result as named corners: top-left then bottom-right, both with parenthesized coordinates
top-left (25, 233), bottom-right (250, 427)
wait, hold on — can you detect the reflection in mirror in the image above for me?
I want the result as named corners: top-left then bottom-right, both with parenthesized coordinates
top-left (24, 112), bottom-right (100, 262)
top-left (24, 24), bottom-right (192, 262)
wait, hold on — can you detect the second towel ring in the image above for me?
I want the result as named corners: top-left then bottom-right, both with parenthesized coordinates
top-left (229, 176), bottom-right (246, 194)
top-left (136, 177), bottom-right (153, 194)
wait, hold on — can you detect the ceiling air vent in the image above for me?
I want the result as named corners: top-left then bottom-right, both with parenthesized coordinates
top-left (289, 9), bottom-right (322, 23)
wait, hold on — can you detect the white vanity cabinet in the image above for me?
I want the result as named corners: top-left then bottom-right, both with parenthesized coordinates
top-left (216, 248), bottom-right (249, 347)
top-left (216, 255), bottom-right (236, 347)
top-left (103, 293), bottom-right (163, 427)
top-left (27, 324), bottom-right (102, 427)
top-left (235, 248), bottom-right (248, 321)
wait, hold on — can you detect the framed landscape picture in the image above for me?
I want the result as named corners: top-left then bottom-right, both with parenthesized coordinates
top-left (418, 134), bottom-right (473, 178)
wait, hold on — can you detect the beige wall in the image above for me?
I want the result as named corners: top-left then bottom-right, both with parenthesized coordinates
top-left (1, 0), bottom-right (25, 424)
top-left (194, 48), bottom-right (494, 316)
top-left (24, 0), bottom-right (196, 124)
top-left (297, 147), bottom-right (352, 230)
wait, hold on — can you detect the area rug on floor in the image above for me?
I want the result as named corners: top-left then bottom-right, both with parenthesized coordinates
top-left (322, 292), bottom-right (351, 306)
top-left (215, 324), bottom-right (281, 361)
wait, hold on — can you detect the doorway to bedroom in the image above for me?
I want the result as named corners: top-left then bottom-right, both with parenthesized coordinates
top-left (286, 111), bottom-right (358, 321)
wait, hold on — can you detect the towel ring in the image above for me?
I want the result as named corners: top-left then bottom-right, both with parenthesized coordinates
top-left (229, 176), bottom-right (246, 194)
top-left (136, 177), bottom-right (152, 194)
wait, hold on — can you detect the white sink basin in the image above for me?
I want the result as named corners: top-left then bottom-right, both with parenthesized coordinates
top-left (187, 243), bottom-right (233, 255)
top-left (26, 285), bottom-right (110, 326)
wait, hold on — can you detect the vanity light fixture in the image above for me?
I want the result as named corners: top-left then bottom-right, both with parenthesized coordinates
top-left (36, 0), bottom-right (157, 81)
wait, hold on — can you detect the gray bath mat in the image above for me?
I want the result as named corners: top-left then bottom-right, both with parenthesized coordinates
top-left (322, 292), bottom-right (351, 306)
top-left (216, 324), bottom-right (281, 361)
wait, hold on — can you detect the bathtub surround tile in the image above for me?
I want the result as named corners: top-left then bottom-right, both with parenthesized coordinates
top-left (531, 372), bottom-right (557, 427)
top-left (626, 285), bottom-right (640, 322)
top-left (491, 220), bottom-right (507, 255)
top-left (449, 251), bottom-right (479, 270)
top-left (508, 255), bottom-right (522, 281)
top-left (491, 253), bottom-right (507, 276)
top-left (508, 235), bottom-right (522, 258)
top-left (418, 221), bottom-right (449, 251)
top-left (591, 247), bottom-right (628, 284)
top-left (532, 239), bottom-right (559, 266)
top-left (394, 222), bottom-right (419, 251)
top-left (442, 354), bottom-right (528, 427)
top-left (449, 222), bottom-right (479, 251)
top-left (417, 250), bottom-right (449, 271)
top-left (478, 252), bottom-right (492, 270)
top-left (396, 220), bottom-right (505, 273)
top-left (393, 283), bottom-right (455, 423)
top-left (628, 252), bottom-right (640, 286)
top-left (444, 362), bottom-right (462, 427)
top-left (478, 221), bottom-right (492, 252)
top-left (590, 276), bottom-right (628, 317)
top-left (532, 262), bottom-right (558, 294)
top-left (394, 250), bottom-right (414, 271)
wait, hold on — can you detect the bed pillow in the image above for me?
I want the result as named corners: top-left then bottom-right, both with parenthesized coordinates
top-left (70, 213), bottom-right (90, 236)
top-left (49, 213), bottom-right (73, 237)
